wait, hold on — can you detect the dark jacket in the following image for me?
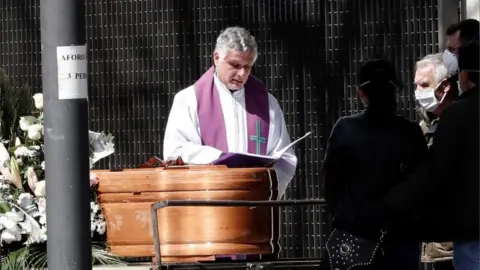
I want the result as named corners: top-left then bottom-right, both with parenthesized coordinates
top-left (322, 108), bottom-right (428, 242)
top-left (385, 87), bottom-right (480, 243)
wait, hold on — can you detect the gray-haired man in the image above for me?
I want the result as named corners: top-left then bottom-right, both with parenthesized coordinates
top-left (413, 53), bottom-right (459, 269)
top-left (163, 26), bottom-right (297, 199)
top-left (414, 52), bottom-right (459, 147)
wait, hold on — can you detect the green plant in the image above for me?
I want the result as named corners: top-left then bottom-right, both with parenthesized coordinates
top-left (0, 69), bottom-right (34, 144)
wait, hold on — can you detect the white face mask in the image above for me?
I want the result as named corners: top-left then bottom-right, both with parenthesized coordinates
top-left (415, 84), bottom-right (445, 112)
top-left (442, 50), bottom-right (459, 78)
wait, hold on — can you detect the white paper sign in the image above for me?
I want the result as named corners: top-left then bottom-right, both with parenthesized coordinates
top-left (57, 45), bottom-right (88, 99)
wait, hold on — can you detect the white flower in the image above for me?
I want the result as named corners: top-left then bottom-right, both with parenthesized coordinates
top-left (96, 221), bottom-right (106, 235)
top-left (15, 137), bottom-right (21, 146)
top-left (34, 180), bottom-right (46, 197)
top-left (14, 146), bottom-right (28, 158)
top-left (37, 197), bottom-right (46, 213)
top-left (0, 216), bottom-right (16, 229)
top-left (5, 211), bottom-right (24, 222)
top-left (0, 143), bottom-right (10, 168)
top-left (27, 124), bottom-right (43, 141)
top-left (29, 145), bottom-right (41, 151)
top-left (19, 116), bottom-right (36, 131)
top-left (0, 212), bottom-right (24, 238)
top-left (14, 146), bottom-right (37, 158)
top-left (39, 227), bottom-right (47, 242)
top-left (39, 213), bottom-right (46, 225)
top-left (90, 202), bottom-right (99, 214)
top-left (27, 167), bottom-right (39, 191)
top-left (1, 227), bottom-right (22, 243)
top-left (17, 193), bottom-right (34, 209)
top-left (19, 221), bottom-right (32, 234)
top-left (40, 161), bottom-right (45, 170)
top-left (89, 131), bottom-right (115, 164)
top-left (33, 93), bottom-right (44, 110)
top-left (10, 157), bottom-right (23, 190)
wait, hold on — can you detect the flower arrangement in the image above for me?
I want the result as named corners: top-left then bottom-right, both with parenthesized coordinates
top-left (0, 88), bottom-right (120, 268)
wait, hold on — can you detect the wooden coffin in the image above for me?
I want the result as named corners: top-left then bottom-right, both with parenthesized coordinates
top-left (96, 165), bottom-right (279, 262)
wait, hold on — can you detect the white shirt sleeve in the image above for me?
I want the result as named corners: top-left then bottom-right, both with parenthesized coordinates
top-left (162, 86), bottom-right (223, 164)
top-left (267, 95), bottom-right (298, 199)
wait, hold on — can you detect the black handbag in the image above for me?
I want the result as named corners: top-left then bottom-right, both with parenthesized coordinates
top-left (325, 228), bottom-right (386, 270)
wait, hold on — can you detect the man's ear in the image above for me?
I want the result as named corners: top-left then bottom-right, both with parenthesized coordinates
top-left (213, 52), bottom-right (220, 66)
top-left (459, 70), bottom-right (468, 84)
top-left (357, 87), bottom-right (365, 99)
top-left (357, 88), bottom-right (368, 105)
top-left (442, 79), bottom-right (451, 94)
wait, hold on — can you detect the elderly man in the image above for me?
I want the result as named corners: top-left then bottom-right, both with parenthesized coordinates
top-left (163, 26), bottom-right (297, 199)
top-left (386, 41), bottom-right (480, 270)
top-left (414, 53), bottom-right (459, 147)
top-left (414, 53), bottom-right (459, 269)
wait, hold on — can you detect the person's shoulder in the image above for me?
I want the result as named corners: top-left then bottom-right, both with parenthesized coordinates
top-left (247, 74), bottom-right (267, 88)
top-left (340, 112), bottom-right (364, 123)
top-left (444, 89), bottom-right (479, 114)
top-left (171, 85), bottom-right (197, 107)
top-left (175, 84), bottom-right (195, 96)
top-left (329, 113), bottom-right (362, 131)
top-left (173, 85), bottom-right (195, 99)
top-left (267, 92), bottom-right (282, 110)
top-left (438, 98), bottom-right (469, 123)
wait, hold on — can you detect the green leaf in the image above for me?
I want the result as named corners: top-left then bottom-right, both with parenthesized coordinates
top-left (0, 201), bottom-right (10, 213)
top-left (1, 243), bottom-right (124, 269)
top-left (0, 69), bottom-right (34, 146)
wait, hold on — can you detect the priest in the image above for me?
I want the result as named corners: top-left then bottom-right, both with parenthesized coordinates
top-left (163, 26), bottom-right (297, 199)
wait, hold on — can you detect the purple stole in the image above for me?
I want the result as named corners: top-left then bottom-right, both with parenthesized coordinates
top-left (194, 66), bottom-right (270, 155)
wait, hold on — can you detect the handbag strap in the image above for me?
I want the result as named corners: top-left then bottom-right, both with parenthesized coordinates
top-left (378, 229), bottom-right (387, 242)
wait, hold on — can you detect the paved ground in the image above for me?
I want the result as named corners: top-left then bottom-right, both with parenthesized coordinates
top-left (93, 265), bottom-right (150, 270)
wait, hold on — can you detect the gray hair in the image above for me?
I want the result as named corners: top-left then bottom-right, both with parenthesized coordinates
top-left (214, 27), bottom-right (258, 61)
top-left (415, 53), bottom-right (449, 84)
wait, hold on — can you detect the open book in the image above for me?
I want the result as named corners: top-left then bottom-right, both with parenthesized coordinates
top-left (211, 131), bottom-right (313, 168)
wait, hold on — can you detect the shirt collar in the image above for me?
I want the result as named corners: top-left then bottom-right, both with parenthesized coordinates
top-left (213, 72), bottom-right (245, 96)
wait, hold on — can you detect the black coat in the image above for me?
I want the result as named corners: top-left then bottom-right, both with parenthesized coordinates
top-left (385, 87), bottom-right (480, 243)
top-left (322, 108), bottom-right (428, 242)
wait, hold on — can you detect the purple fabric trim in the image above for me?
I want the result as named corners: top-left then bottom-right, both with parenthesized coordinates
top-left (194, 66), bottom-right (270, 155)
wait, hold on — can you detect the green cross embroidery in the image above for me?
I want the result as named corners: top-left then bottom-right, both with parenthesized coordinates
top-left (249, 120), bottom-right (266, 154)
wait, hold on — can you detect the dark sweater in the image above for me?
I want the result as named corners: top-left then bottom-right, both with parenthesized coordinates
top-left (322, 108), bottom-right (428, 242)
top-left (385, 87), bottom-right (480, 242)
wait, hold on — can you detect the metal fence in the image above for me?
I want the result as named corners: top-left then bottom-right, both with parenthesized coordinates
top-left (0, 0), bottom-right (440, 259)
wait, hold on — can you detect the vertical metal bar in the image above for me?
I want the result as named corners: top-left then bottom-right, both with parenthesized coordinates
top-left (40, 0), bottom-right (91, 268)
top-left (151, 206), bottom-right (162, 268)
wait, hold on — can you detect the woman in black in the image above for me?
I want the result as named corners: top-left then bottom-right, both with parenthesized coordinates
top-left (322, 59), bottom-right (428, 269)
